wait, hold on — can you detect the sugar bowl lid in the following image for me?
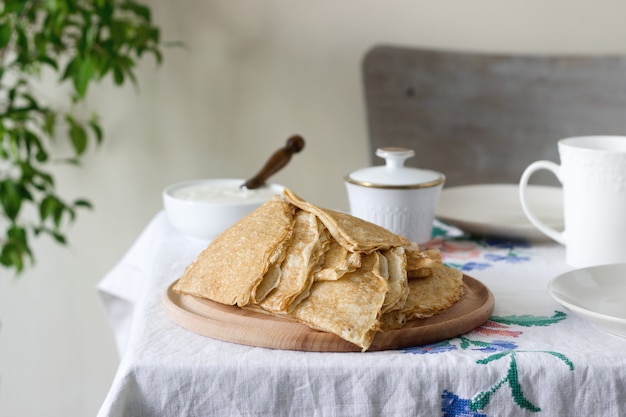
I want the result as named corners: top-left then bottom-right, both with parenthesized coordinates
top-left (345, 147), bottom-right (445, 188)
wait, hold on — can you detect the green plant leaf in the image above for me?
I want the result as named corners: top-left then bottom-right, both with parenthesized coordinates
top-left (113, 66), bottom-right (125, 85)
top-left (21, 93), bottom-right (42, 111)
top-left (53, 200), bottom-right (69, 228)
top-left (0, 243), bottom-right (27, 273)
top-left (50, 230), bottom-right (67, 244)
top-left (121, 1), bottom-right (152, 22)
top-left (15, 23), bottom-right (30, 61)
top-left (33, 168), bottom-right (55, 188)
top-left (149, 46), bottom-right (163, 65)
top-left (0, 180), bottom-right (25, 220)
top-left (7, 131), bottom-right (21, 159)
top-left (89, 118), bottom-right (103, 144)
top-left (43, 111), bottom-right (57, 137)
top-left (61, 56), bottom-right (78, 82)
top-left (7, 224), bottom-right (27, 241)
top-left (37, 55), bottom-right (59, 70)
top-left (0, 23), bottom-right (12, 49)
top-left (72, 55), bottom-right (96, 98)
top-left (39, 195), bottom-right (58, 221)
top-left (73, 198), bottom-right (92, 209)
top-left (66, 115), bottom-right (88, 155)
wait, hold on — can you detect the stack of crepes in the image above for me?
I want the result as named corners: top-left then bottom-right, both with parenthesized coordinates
top-left (172, 189), bottom-right (463, 351)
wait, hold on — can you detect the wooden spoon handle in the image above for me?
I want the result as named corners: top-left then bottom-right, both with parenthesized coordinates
top-left (242, 135), bottom-right (305, 189)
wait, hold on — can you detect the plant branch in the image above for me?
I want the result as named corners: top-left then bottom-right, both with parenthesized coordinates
top-left (0, 0), bottom-right (165, 275)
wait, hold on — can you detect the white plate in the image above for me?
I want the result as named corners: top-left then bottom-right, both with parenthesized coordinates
top-left (548, 263), bottom-right (626, 338)
top-left (435, 184), bottom-right (563, 241)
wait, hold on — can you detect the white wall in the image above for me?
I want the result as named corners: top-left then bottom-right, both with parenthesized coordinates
top-left (2, 1), bottom-right (626, 415)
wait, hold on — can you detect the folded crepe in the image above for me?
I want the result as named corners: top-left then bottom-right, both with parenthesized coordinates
top-left (313, 235), bottom-right (361, 281)
top-left (284, 189), bottom-right (410, 252)
top-left (258, 210), bottom-right (326, 313)
top-left (380, 247), bottom-right (409, 314)
top-left (289, 252), bottom-right (389, 349)
top-left (380, 262), bottom-right (464, 331)
top-left (173, 196), bottom-right (295, 306)
top-left (173, 189), bottom-right (464, 351)
top-left (406, 246), bottom-right (442, 279)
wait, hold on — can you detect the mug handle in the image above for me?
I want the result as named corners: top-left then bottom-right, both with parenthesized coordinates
top-left (519, 161), bottom-right (565, 244)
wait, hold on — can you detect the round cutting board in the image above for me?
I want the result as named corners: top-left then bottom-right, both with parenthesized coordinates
top-left (162, 275), bottom-right (494, 352)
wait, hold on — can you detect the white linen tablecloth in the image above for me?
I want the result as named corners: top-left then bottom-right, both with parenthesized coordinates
top-left (97, 211), bottom-right (626, 417)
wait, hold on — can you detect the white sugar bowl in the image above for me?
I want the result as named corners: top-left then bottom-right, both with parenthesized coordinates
top-left (344, 147), bottom-right (445, 244)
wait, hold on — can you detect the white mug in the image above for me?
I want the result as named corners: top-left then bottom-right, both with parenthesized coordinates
top-left (519, 136), bottom-right (626, 267)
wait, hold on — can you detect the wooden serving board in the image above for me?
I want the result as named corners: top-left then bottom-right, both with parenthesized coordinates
top-left (162, 275), bottom-right (494, 352)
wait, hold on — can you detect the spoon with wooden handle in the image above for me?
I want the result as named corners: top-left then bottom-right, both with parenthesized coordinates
top-left (241, 134), bottom-right (306, 189)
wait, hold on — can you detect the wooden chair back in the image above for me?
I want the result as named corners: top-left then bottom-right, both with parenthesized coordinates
top-left (362, 45), bottom-right (626, 186)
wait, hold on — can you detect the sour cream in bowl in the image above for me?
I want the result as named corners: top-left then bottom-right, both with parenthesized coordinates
top-left (163, 178), bottom-right (284, 240)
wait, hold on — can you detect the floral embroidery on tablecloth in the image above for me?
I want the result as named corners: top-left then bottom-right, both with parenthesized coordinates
top-left (402, 312), bottom-right (573, 416)
top-left (424, 234), bottom-right (532, 272)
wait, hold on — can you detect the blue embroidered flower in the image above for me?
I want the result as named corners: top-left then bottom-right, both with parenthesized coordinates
top-left (472, 340), bottom-right (517, 353)
top-left (403, 341), bottom-right (457, 354)
top-left (459, 262), bottom-right (491, 272)
top-left (483, 238), bottom-right (531, 249)
top-left (441, 390), bottom-right (490, 417)
top-left (484, 253), bottom-right (530, 264)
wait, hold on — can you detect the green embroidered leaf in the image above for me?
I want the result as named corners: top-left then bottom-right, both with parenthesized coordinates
top-left (459, 338), bottom-right (471, 350)
top-left (458, 336), bottom-right (492, 350)
top-left (507, 355), bottom-right (541, 412)
top-left (470, 389), bottom-right (494, 411)
top-left (470, 376), bottom-right (508, 411)
top-left (470, 340), bottom-right (492, 348)
top-left (542, 351), bottom-right (574, 371)
top-left (491, 311), bottom-right (566, 327)
top-left (476, 351), bottom-right (511, 365)
top-left (431, 225), bottom-right (448, 237)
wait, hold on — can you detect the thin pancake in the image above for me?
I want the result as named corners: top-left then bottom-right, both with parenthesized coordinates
top-left (284, 189), bottom-right (410, 252)
top-left (380, 263), bottom-right (463, 330)
top-left (407, 248), bottom-right (442, 279)
top-left (380, 247), bottom-right (409, 314)
top-left (314, 234), bottom-right (361, 281)
top-left (258, 211), bottom-right (325, 313)
top-left (172, 196), bottom-right (295, 306)
top-left (290, 252), bottom-right (389, 351)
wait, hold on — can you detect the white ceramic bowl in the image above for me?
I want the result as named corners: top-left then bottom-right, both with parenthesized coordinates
top-left (163, 178), bottom-right (284, 240)
top-left (548, 262), bottom-right (626, 338)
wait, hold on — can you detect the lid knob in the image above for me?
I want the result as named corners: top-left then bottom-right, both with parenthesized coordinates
top-left (346, 146), bottom-right (443, 188)
top-left (376, 147), bottom-right (415, 171)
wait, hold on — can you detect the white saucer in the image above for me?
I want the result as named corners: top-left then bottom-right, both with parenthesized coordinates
top-left (548, 263), bottom-right (626, 338)
top-left (435, 184), bottom-right (563, 241)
